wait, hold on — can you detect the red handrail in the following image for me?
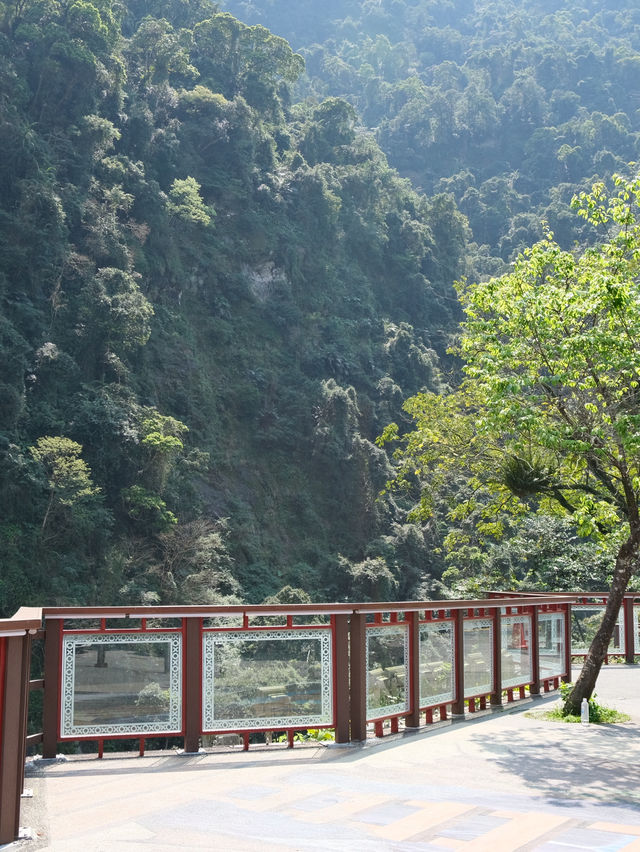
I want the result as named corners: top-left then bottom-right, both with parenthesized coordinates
top-left (0, 607), bottom-right (42, 845)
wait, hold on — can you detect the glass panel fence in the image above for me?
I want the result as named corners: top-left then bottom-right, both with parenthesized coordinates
top-left (202, 629), bottom-right (332, 731)
top-left (572, 605), bottom-right (624, 655)
top-left (419, 621), bottom-right (454, 707)
top-left (538, 612), bottom-right (566, 679)
top-left (463, 619), bottom-right (493, 698)
top-left (366, 626), bottom-right (409, 719)
top-left (60, 633), bottom-right (182, 737)
top-left (500, 615), bottom-right (532, 688)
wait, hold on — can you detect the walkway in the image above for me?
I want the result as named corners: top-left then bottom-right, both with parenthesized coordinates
top-left (12, 666), bottom-right (640, 851)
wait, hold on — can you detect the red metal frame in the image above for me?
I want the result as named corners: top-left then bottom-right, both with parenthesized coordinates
top-left (498, 607), bottom-right (534, 693)
top-left (365, 612), bottom-right (411, 726)
top-left (56, 619), bottom-right (185, 743)
top-left (461, 607), bottom-right (495, 704)
top-left (200, 617), bottom-right (336, 738)
top-left (38, 595), bottom-right (577, 753)
top-left (0, 608), bottom-right (41, 845)
top-left (330, 615), bottom-right (338, 733)
top-left (0, 637), bottom-right (6, 750)
top-left (417, 609), bottom-right (456, 714)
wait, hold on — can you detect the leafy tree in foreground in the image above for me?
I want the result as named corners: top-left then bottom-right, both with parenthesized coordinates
top-left (381, 174), bottom-right (640, 714)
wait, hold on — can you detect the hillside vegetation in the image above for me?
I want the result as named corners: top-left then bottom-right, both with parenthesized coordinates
top-left (1, 0), bottom-right (638, 612)
top-left (223, 0), bottom-right (640, 264)
top-left (0, 0), bottom-right (470, 612)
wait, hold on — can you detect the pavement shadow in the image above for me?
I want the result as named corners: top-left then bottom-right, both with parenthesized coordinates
top-left (467, 718), bottom-right (640, 806)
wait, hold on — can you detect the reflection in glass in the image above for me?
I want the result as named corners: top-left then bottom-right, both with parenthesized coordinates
top-left (500, 616), bottom-right (532, 688)
top-left (572, 606), bottom-right (624, 654)
top-left (538, 613), bottom-right (565, 679)
top-left (366, 626), bottom-right (409, 719)
top-left (202, 630), bottom-right (332, 730)
top-left (419, 622), bottom-right (454, 707)
top-left (463, 619), bottom-right (493, 698)
top-left (61, 633), bottom-right (182, 736)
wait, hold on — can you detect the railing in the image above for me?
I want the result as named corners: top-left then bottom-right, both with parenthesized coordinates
top-left (489, 591), bottom-right (640, 664)
top-left (1, 595), bottom-right (574, 843)
top-left (0, 607), bottom-right (42, 845)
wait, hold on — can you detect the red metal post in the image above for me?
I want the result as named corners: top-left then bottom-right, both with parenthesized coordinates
top-left (0, 632), bottom-right (32, 844)
top-left (0, 638), bottom-right (5, 754)
top-left (349, 613), bottom-right (367, 742)
top-left (404, 611), bottom-right (421, 728)
top-left (451, 609), bottom-right (466, 716)
top-left (529, 606), bottom-right (541, 695)
top-left (490, 606), bottom-right (502, 707)
top-left (42, 618), bottom-right (62, 759)
top-left (183, 617), bottom-right (202, 753)
top-left (333, 614), bottom-right (351, 743)
top-left (624, 596), bottom-right (635, 664)
top-left (562, 603), bottom-right (572, 683)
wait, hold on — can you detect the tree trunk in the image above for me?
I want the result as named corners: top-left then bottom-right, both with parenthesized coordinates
top-left (563, 528), bottom-right (640, 715)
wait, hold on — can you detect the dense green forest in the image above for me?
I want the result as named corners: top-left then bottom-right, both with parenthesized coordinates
top-left (1, 0), bottom-right (638, 614)
top-left (223, 0), bottom-right (640, 264)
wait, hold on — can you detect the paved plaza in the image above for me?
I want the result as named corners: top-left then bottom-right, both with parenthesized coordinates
top-left (10, 666), bottom-right (640, 851)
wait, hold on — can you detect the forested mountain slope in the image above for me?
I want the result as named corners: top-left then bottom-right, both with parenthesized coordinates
top-left (222, 0), bottom-right (640, 265)
top-left (0, 0), bottom-right (469, 612)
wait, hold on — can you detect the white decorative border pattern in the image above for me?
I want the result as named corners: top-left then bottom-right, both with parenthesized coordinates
top-left (500, 615), bottom-right (532, 688)
top-left (366, 625), bottom-right (410, 719)
top-left (463, 618), bottom-right (493, 698)
top-left (572, 605), bottom-right (625, 654)
top-left (419, 622), bottom-right (454, 707)
top-left (61, 633), bottom-right (182, 737)
top-left (202, 629), bottom-right (333, 731)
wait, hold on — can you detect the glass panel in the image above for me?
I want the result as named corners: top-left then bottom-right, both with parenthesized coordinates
top-left (291, 614), bottom-right (331, 626)
top-left (572, 606), bottom-right (625, 654)
top-left (103, 618), bottom-right (143, 630)
top-left (145, 618), bottom-right (182, 630)
top-left (500, 615), bottom-right (532, 688)
top-left (61, 633), bottom-right (182, 737)
top-left (463, 619), bottom-right (493, 698)
top-left (63, 619), bottom-right (101, 631)
top-left (366, 626), bottom-right (409, 719)
top-left (202, 615), bottom-right (244, 629)
top-left (202, 629), bottom-right (332, 731)
top-left (247, 615), bottom-right (288, 627)
top-left (538, 613), bottom-right (566, 679)
top-left (635, 606), bottom-right (640, 658)
top-left (419, 622), bottom-right (454, 707)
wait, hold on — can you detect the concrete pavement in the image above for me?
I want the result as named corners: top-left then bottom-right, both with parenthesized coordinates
top-left (10, 665), bottom-right (640, 851)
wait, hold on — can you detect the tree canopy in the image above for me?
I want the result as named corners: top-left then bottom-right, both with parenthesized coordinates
top-left (381, 173), bottom-right (640, 712)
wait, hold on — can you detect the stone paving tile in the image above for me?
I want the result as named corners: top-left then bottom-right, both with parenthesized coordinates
top-left (537, 829), bottom-right (640, 852)
top-left (353, 800), bottom-right (421, 826)
top-left (18, 666), bottom-right (640, 852)
top-left (436, 811), bottom-right (510, 840)
top-left (556, 828), bottom-right (640, 849)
